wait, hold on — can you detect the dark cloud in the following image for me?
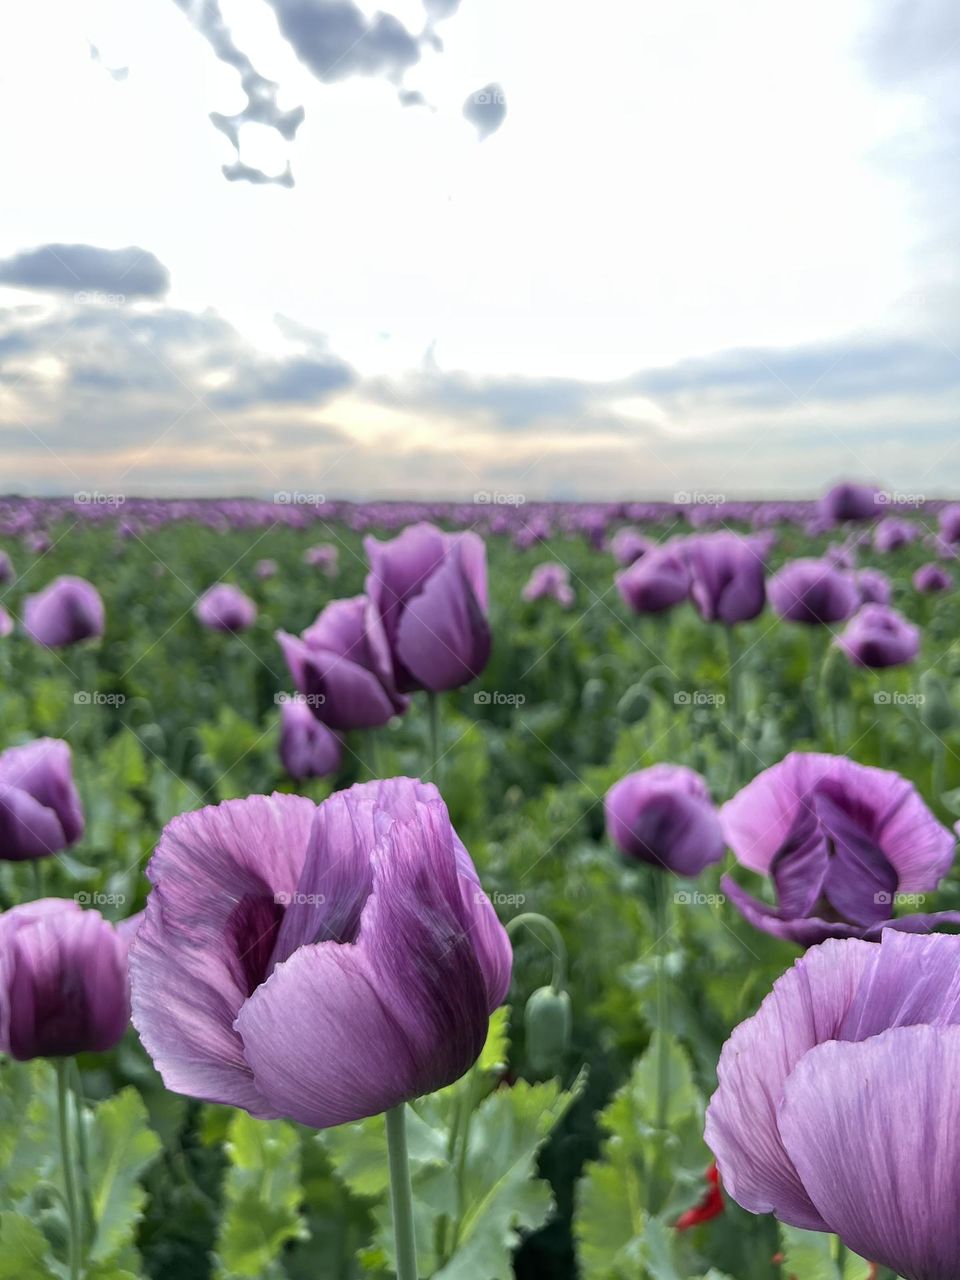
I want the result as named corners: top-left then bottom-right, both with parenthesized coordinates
top-left (629, 340), bottom-right (960, 407)
top-left (266, 0), bottom-right (420, 82)
top-left (365, 336), bottom-right (960, 437)
top-left (212, 354), bottom-right (354, 409)
top-left (172, 0), bottom-right (305, 185)
top-left (0, 245), bottom-right (169, 299)
top-left (88, 42), bottom-right (129, 82)
top-left (0, 300), bottom-right (355, 470)
top-left (168, 0), bottom-right (502, 181)
top-left (462, 83), bottom-right (507, 139)
top-left (222, 159), bottom-right (295, 188)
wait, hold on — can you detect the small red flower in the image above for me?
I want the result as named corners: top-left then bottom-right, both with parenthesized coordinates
top-left (675, 1162), bottom-right (724, 1230)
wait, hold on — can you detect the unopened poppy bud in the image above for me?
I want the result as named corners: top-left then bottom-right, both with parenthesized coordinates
top-left (920, 672), bottom-right (954, 734)
top-left (617, 683), bottom-right (651, 724)
top-left (524, 985), bottom-right (571, 1073)
top-left (581, 678), bottom-right (606, 714)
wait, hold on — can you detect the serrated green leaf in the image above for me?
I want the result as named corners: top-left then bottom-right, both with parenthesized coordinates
top-left (87, 1086), bottom-right (162, 1265)
top-left (477, 1006), bottom-right (510, 1075)
top-left (0, 1212), bottom-right (57, 1279)
top-left (777, 1226), bottom-right (873, 1280)
top-left (216, 1111), bottom-right (307, 1278)
top-left (433, 1073), bottom-right (585, 1280)
top-left (320, 1103), bottom-right (449, 1202)
top-left (575, 1037), bottom-right (709, 1277)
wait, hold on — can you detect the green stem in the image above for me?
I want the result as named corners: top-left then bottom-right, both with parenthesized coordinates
top-left (932, 738), bottom-right (946, 806)
top-left (505, 913), bottom-right (567, 990)
top-left (70, 1060), bottom-right (94, 1251)
top-left (56, 1059), bottom-right (82, 1280)
top-left (447, 1068), bottom-right (477, 1256)
top-left (30, 859), bottom-right (44, 900)
top-left (365, 729), bottom-right (380, 780)
top-left (834, 1237), bottom-right (846, 1274)
top-left (385, 1104), bottom-right (419, 1280)
top-left (650, 873), bottom-right (672, 1215)
top-left (724, 627), bottom-right (743, 788)
top-left (426, 691), bottom-right (440, 784)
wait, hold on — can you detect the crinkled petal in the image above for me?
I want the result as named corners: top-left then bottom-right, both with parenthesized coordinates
top-left (778, 1025), bottom-right (960, 1280)
top-left (0, 784), bottom-right (70, 860)
top-left (129, 793), bottom-right (317, 1114)
top-left (838, 929), bottom-right (960, 1041)
top-left (236, 799), bottom-right (491, 1127)
top-left (7, 909), bottom-right (129, 1059)
top-left (395, 544), bottom-right (491, 691)
top-left (705, 937), bottom-right (876, 1230)
top-left (0, 738), bottom-right (84, 845)
top-left (722, 875), bottom-right (866, 945)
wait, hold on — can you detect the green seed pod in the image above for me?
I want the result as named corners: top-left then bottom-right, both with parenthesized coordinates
top-left (524, 985), bottom-right (572, 1073)
top-left (920, 672), bottom-right (955, 734)
top-left (617, 682), bottom-right (652, 724)
top-left (581, 677), bottom-right (606, 715)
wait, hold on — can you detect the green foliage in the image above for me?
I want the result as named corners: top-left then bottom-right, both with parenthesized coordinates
top-left (215, 1111), bottom-right (307, 1278)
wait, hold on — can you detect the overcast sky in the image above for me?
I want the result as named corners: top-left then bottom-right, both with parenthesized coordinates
top-left (0, 0), bottom-right (957, 499)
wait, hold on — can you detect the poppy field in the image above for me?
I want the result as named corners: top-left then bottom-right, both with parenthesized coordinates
top-left (1, 487), bottom-right (960, 1280)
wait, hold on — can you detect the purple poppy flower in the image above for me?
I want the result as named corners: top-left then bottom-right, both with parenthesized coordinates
top-left (0, 898), bottom-right (135, 1059)
top-left (706, 930), bottom-right (960, 1278)
top-left (195, 584), bottom-right (257, 633)
top-left (820, 481), bottom-right (880, 523)
top-left (522, 562), bottom-right (574, 608)
top-left (0, 738), bottom-right (84, 862)
top-left (278, 698), bottom-right (342, 780)
top-left (24, 531), bottom-right (51, 555)
top-left (0, 551), bottom-right (14, 584)
top-left (364, 523), bottom-right (491, 693)
top-left (23, 576), bottom-right (104, 648)
top-left (0, 606), bottom-right (12, 638)
top-left (914, 562), bottom-right (952, 594)
top-left (873, 517), bottom-right (918, 553)
top-left (683, 533), bottom-right (767, 625)
top-left (721, 752), bottom-right (959, 945)
top-left (610, 528), bottom-right (651, 567)
top-left (824, 541), bottom-right (857, 570)
top-left (836, 604), bottom-right (920, 668)
top-left (939, 504), bottom-right (960, 545)
top-left (768, 559), bottom-right (859, 625)
top-left (605, 764), bottom-right (725, 876)
top-left (278, 596), bottom-right (407, 731)
top-left (254, 558), bottom-right (278, 581)
top-left (615, 545), bottom-right (690, 615)
top-left (129, 779), bottom-right (512, 1127)
top-left (304, 544), bottom-right (339, 576)
top-left (856, 568), bottom-right (891, 606)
